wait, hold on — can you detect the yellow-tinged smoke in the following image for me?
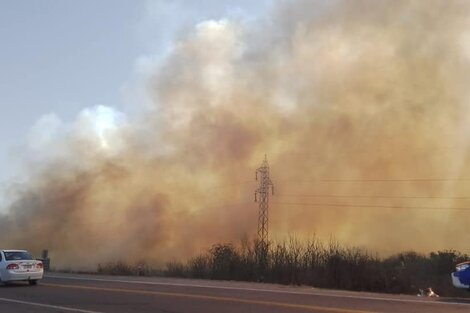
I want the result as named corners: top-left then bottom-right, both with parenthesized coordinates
top-left (2, 0), bottom-right (470, 268)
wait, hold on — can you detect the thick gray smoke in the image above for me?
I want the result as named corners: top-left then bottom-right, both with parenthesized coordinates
top-left (2, 0), bottom-right (470, 268)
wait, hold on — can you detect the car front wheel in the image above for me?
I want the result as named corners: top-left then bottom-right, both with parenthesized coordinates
top-left (28, 280), bottom-right (38, 286)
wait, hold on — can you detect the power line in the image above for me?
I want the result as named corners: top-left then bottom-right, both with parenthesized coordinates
top-left (206, 180), bottom-right (256, 191)
top-left (278, 194), bottom-right (470, 200)
top-left (272, 201), bottom-right (470, 212)
top-left (279, 178), bottom-right (470, 183)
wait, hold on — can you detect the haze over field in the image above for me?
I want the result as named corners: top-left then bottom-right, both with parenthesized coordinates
top-left (2, 0), bottom-right (470, 268)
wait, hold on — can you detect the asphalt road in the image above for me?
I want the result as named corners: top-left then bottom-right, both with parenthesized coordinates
top-left (1, 273), bottom-right (470, 313)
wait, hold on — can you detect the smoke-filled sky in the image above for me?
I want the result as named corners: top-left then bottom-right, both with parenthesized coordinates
top-left (2, 0), bottom-right (470, 268)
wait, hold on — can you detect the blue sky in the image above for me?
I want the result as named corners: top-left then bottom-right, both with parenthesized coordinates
top-left (0, 0), bottom-right (271, 185)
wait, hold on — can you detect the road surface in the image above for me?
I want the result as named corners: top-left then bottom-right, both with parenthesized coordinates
top-left (1, 273), bottom-right (469, 312)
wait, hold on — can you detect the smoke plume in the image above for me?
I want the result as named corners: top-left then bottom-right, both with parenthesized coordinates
top-left (2, 0), bottom-right (470, 268)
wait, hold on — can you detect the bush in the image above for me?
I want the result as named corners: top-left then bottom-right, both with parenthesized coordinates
top-left (97, 260), bottom-right (152, 276)
top-left (94, 238), bottom-right (470, 297)
top-left (98, 261), bottom-right (133, 276)
top-left (164, 237), bottom-right (470, 297)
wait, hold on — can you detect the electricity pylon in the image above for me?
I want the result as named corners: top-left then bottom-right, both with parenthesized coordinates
top-left (255, 155), bottom-right (274, 251)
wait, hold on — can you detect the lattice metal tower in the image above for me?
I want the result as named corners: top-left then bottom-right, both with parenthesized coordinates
top-left (255, 156), bottom-right (274, 246)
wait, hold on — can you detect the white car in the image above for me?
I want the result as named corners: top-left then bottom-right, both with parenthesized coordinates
top-left (0, 250), bottom-right (44, 285)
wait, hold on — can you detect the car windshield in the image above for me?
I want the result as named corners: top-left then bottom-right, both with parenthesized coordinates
top-left (456, 263), bottom-right (470, 271)
top-left (4, 251), bottom-right (33, 261)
